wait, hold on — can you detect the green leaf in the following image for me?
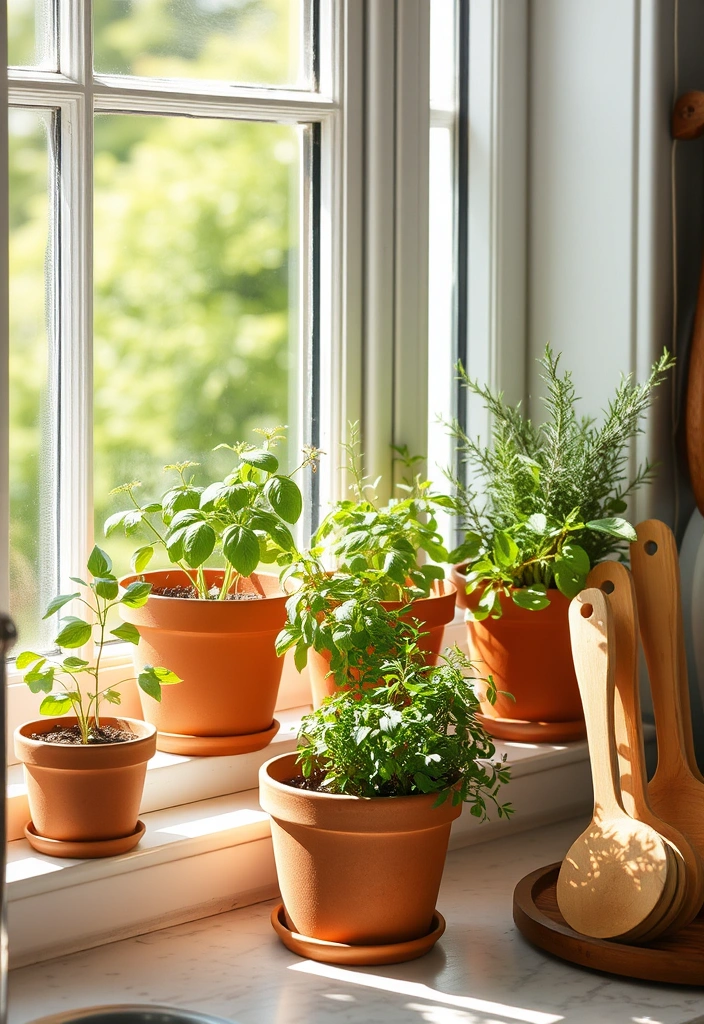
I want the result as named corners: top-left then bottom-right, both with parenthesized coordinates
top-left (40, 693), bottom-right (75, 716)
top-left (227, 484), bottom-right (251, 513)
top-left (16, 650), bottom-right (42, 669)
top-left (104, 510), bottom-right (130, 537)
top-left (493, 531), bottom-right (519, 569)
top-left (448, 533), bottom-right (482, 563)
top-left (383, 550), bottom-right (409, 586)
top-left (241, 449), bottom-right (279, 474)
top-left (120, 581), bottom-right (152, 608)
top-left (131, 545), bottom-right (154, 573)
top-left (152, 665), bottom-right (182, 684)
top-left (554, 564), bottom-right (586, 599)
top-left (265, 476), bottom-right (303, 524)
top-left (162, 487), bottom-right (202, 520)
top-left (525, 513), bottom-right (548, 535)
top-left (42, 592), bottom-right (80, 620)
top-left (62, 656), bottom-right (89, 670)
top-left (137, 666), bottom-right (163, 702)
top-left (199, 482), bottom-right (230, 509)
top-left (183, 521), bottom-right (216, 568)
top-left (25, 666), bottom-right (55, 693)
top-left (511, 586), bottom-right (551, 611)
top-left (222, 524), bottom-right (260, 576)
top-left (87, 545), bottom-right (112, 578)
top-left (104, 689), bottom-right (122, 705)
top-left (586, 517), bottom-right (637, 542)
top-left (607, 497), bottom-right (628, 514)
top-left (110, 622), bottom-right (141, 645)
top-left (294, 641), bottom-right (308, 673)
top-left (94, 577), bottom-right (119, 601)
top-left (55, 617), bottom-right (93, 649)
top-left (558, 543), bottom-right (590, 575)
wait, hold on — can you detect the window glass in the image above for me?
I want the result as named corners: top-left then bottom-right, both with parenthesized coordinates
top-left (93, 113), bottom-right (301, 574)
top-left (93, 0), bottom-right (310, 88)
top-left (8, 108), bottom-right (57, 651)
top-left (8, 0), bottom-right (56, 70)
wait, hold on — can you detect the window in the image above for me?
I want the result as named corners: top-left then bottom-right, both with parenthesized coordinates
top-left (5, 0), bottom-right (361, 657)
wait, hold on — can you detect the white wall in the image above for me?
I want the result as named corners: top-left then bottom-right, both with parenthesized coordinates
top-left (526, 0), bottom-right (704, 749)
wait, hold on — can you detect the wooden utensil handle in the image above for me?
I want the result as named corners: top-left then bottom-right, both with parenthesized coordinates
top-left (685, 239), bottom-right (704, 515)
top-left (587, 561), bottom-right (648, 819)
top-left (631, 520), bottom-right (693, 775)
top-left (569, 590), bottom-right (622, 819)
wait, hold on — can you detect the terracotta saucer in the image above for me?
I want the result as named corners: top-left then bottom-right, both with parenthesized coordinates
top-left (270, 903), bottom-right (446, 965)
top-left (156, 719), bottom-right (280, 756)
top-left (476, 713), bottom-right (586, 743)
top-left (25, 819), bottom-right (146, 859)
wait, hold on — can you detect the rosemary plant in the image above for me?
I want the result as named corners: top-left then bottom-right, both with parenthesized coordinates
top-left (447, 346), bottom-right (675, 619)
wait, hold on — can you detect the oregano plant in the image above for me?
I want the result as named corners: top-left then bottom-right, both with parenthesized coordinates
top-left (16, 546), bottom-right (181, 744)
top-left (446, 346), bottom-right (675, 619)
top-left (312, 422), bottom-right (452, 600)
top-left (294, 609), bottom-right (513, 818)
top-left (106, 427), bottom-right (321, 600)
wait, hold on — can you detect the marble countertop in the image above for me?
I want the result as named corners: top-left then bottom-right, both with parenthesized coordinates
top-left (8, 817), bottom-right (704, 1024)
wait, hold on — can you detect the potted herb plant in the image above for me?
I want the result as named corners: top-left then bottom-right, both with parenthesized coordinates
top-left (446, 346), bottom-right (674, 741)
top-left (260, 608), bottom-right (512, 965)
top-left (281, 425), bottom-right (456, 706)
top-left (14, 546), bottom-right (179, 858)
top-left (107, 427), bottom-right (320, 755)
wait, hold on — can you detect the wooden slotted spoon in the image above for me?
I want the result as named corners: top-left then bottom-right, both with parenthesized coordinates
top-left (588, 560), bottom-right (703, 938)
top-left (557, 589), bottom-right (674, 940)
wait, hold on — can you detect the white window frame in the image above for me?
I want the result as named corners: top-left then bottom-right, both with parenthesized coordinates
top-left (1, 0), bottom-right (365, 745)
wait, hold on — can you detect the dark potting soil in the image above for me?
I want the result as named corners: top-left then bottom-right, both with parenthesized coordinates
top-left (32, 723), bottom-right (137, 745)
top-left (152, 585), bottom-right (262, 601)
top-left (282, 774), bottom-right (328, 792)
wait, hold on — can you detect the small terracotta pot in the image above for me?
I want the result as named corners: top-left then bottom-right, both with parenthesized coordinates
top-left (120, 569), bottom-right (287, 753)
top-left (308, 579), bottom-right (457, 708)
top-left (466, 588), bottom-right (584, 740)
top-left (259, 751), bottom-right (462, 946)
top-left (14, 716), bottom-right (156, 843)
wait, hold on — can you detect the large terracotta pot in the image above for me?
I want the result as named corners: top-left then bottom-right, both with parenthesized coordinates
top-left (120, 569), bottom-right (287, 755)
top-left (15, 716), bottom-right (156, 850)
top-left (466, 588), bottom-right (585, 742)
top-left (308, 579), bottom-right (457, 708)
top-left (259, 751), bottom-right (462, 948)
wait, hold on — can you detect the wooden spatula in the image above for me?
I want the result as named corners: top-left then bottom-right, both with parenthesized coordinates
top-left (588, 560), bottom-right (703, 936)
top-left (631, 520), bottom-right (704, 856)
top-left (557, 589), bottom-right (673, 939)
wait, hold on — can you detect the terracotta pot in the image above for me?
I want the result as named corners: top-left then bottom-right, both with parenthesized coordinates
top-left (14, 716), bottom-right (156, 843)
top-left (308, 579), bottom-right (457, 708)
top-left (450, 561), bottom-right (471, 610)
top-left (119, 569), bottom-right (287, 754)
top-left (466, 588), bottom-right (585, 741)
top-left (259, 751), bottom-right (462, 946)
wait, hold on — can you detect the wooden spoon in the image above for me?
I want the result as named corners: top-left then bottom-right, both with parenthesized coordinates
top-left (557, 589), bottom-right (673, 939)
top-left (631, 520), bottom-right (704, 854)
top-left (588, 560), bottom-right (703, 936)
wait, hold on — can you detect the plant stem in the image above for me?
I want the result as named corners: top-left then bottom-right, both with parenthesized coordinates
top-left (218, 565), bottom-right (234, 600)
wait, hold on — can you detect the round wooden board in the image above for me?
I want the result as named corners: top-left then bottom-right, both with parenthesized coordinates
top-left (513, 863), bottom-right (704, 986)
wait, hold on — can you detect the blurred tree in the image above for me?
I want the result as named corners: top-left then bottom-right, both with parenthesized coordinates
top-left (9, 0), bottom-right (304, 643)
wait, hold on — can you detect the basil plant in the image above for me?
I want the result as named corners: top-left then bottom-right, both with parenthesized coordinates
top-left (106, 427), bottom-right (321, 600)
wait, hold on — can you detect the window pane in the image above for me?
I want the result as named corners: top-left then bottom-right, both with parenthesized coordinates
top-left (94, 114), bottom-right (302, 576)
top-left (93, 0), bottom-right (311, 88)
top-left (8, 0), bottom-right (56, 69)
top-left (9, 108), bottom-right (58, 651)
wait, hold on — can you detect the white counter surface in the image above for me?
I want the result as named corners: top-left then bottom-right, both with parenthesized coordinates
top-left (8, 817), bottom-right (704, 1024)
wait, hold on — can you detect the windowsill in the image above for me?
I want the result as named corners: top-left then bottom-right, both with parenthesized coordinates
top-left (7, 717), bottom-right (621, 969)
